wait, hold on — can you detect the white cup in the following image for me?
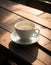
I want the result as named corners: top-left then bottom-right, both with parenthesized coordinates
top-left (14, 21), bottom-right (40, 40)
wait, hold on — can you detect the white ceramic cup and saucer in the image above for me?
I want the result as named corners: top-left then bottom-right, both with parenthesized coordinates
top-left (11, 21), bottom-right (40, 45)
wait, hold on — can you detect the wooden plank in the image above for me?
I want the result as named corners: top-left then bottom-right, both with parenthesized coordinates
top-left (44, 43), bottom-right (51, 51)
top-left (32, 59), bottom-right (45, 65)
top-left (38, 35), bottom-right (51, 46)
top-left (0, 28), bottom-right (11, 48)
top-left (0, 0), bottom-right (51, 29)
top-left (0, 8), bottom-right (22, 27)
top-left (39, 13), bottom-right (51, 22)
top-left (0, 7), bottom-right (24, 32)
top-left (35, 24), bottom-right (51, 40)
top-left (27, 0), bottom-right (51, 13)
top-left (12, 10), bottom-right (51, 29)
top-left (37, 49), bottom-right (51, 65)
top-left (0, 0), bottom-right (44, 16)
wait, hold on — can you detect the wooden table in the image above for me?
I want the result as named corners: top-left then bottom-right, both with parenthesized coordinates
top-left (0, 0), bottom-right (51, 65)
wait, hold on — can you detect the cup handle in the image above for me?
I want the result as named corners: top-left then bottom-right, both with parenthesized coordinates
top-left (33, 29), bottom-right (40, 36)
top-left (35, 29), bottom-right (40, 34)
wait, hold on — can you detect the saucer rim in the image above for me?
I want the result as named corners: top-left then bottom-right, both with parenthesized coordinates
top-left (11, 31), bottom-right (40, 45)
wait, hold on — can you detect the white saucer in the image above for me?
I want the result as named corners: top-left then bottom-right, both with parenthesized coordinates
top-left (11, 31), bottom-right (40, 45)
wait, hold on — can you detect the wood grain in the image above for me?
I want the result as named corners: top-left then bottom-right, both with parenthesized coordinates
top-left (0, 0), bottom-right (44, 16)
top-left (38, 35), bottom-right (51, 46)
top-left (0, 28), bottom-right (11, 48)
top-left (37, 49), bottom-right (51, 65)
top-left (44, 43), bottom-right (51, 51)
top-left (32, 59), bottom-right (45, 65)
top-left (0, 0), bottom-right (51, 29)
top-left (35, 24), bottom-right (51, 40)
top-left (39, 13), bottom-right (51, 22)
top-left (0, 8), bottom-right (22, 26)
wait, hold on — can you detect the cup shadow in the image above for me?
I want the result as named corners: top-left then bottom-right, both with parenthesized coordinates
top-left (9, 41), bottom-right (38, 63)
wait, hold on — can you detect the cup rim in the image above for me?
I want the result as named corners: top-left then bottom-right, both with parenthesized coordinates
top-left (14, 21), bottom-right (35, 31)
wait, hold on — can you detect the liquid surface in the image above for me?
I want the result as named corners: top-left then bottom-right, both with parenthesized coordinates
top-left (17, 25), bottom-right (33, 30)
